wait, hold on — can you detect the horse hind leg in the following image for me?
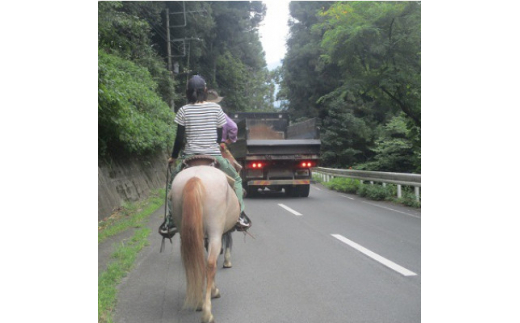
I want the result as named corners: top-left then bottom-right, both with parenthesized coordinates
top-left (222, 232), bottom-right (233, 268)
top-left (202, 239), bottom-right (221, 323)
top-left (223, 248), bottom-right (232, 268)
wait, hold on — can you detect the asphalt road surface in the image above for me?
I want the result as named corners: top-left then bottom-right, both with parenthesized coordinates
top-left (113, 183), bottom-right (421, 323)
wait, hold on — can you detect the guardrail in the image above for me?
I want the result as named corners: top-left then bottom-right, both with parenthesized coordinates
top-left (312, 167), bottom-right (421, 201)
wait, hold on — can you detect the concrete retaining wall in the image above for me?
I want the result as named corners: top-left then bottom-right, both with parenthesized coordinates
top-left (98, 152), bottom-right (168, 221)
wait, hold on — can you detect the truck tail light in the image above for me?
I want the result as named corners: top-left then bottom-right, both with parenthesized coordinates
top-left (299, 161), bottom-right (314, 168)
top-left (247, 162), bottom-right (265, 169)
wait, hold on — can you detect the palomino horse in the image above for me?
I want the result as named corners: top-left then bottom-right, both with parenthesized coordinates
top-left (169, 164), bottom-right (240, 323)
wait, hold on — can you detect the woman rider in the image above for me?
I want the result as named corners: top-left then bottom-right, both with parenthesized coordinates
top-left (160, 75), bottom-right (251, 238)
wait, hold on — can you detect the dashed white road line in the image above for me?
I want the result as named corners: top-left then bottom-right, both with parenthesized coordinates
top-left (278, 204), bottom-right (302, 216)
top-left (331, 234), bottom-right (417, 277)
top-left (312, 186), bottom-right (321, 191)
top-left (340, 195), bottom-right (355, 200)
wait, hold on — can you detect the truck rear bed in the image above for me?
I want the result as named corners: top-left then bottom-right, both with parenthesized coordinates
top-left (245, 139), bottom-right (321, 159)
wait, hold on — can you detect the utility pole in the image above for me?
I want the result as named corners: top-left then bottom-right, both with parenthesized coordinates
top-left (165, 8), bottom-right (175, 111)
top-left (166, 8), bottom-right (172, 72)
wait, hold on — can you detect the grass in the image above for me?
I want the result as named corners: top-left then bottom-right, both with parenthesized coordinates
top-left (98, 189), bottom-right (165, 323)
top-left (98, 189), bottom-right (165, 243)
top-left (98, 228), bottom-right (150, 323)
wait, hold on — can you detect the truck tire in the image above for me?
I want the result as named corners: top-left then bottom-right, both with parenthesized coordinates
top-left (298, 184), bottom-right (310, 197)
top-left (285, 186), bottom-right (300, 197)
top-left (245, 185), bottom-right (258, 198)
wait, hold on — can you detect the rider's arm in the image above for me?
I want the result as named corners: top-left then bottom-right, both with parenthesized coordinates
top-left (217, 127), bottom-right (223, 144)
top-left (171, 125), bottom-right (185, 158)
top-left (225, 115), bottom-right (237, 143)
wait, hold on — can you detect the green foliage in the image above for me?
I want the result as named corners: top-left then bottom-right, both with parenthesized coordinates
top-left (316, 1), bottom-right (421, 126)
top-left (99, 227), bottom-right (150, 323)
top-left (323, 177), bottom-right (360, 194)
top-left (358, 114), bottom-right (420, 172)
top-left (98, 189), bottom-right (163, 322)
top-left (167, 1), bottom-right (274, 112)
top-left (98, 1), bottom-right (154, 60)
top-left (98, 2), bottom-right (179, 157)
top-left (320, 99), bottom-right (375, 167)
top-left (397, 189), bottom-right (421, 208)
top-left (357, 183), bottom-right (393, 201)
top-left (279, 1), bottom-right (338, 120)
top-left (98, 1), bottom-right (274, 158)
top-left (98, 189), bottom-right (165, 243)
top-left (319, 176), bottom-right (420, 208)
top-left (98, 50), bottom-right (175, 156)
top-left (280, 1), bottom-right (421, 173)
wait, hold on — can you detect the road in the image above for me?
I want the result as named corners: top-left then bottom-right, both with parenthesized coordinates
top-left (113, 183), bottom-right (421, 323)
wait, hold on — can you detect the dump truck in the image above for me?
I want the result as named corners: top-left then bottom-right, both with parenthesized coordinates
top-left (227, 112), bottom-right (321, 197)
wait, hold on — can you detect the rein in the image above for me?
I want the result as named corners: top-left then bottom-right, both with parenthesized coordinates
top-left (160, 164), bottom-right (172, 253)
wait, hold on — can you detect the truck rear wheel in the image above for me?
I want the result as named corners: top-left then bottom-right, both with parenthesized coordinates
top-left (285, 186), bottom-right (301, 197)
top-left (298, 184), bottom-right (310, 197)
top-left (245, 185), bottom-right (258, 198)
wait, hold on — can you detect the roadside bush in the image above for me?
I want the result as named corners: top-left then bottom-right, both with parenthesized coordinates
top-left (389, 187), bottom-right (421, 208)
top-left (98, 50), bottom-right (175, 156)
top-left (357, 183), bottom-right (393, 201)
top-left (315, 174), bottom-right (420, 208)
top-left (323, 177), bottom-right (360, 194)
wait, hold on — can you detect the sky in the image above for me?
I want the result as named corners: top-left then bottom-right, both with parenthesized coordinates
top-left (258, 0), bottom-right (291, 70)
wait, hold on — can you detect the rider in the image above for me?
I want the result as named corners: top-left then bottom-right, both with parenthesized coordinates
top-left (160, 75), bottom-right (251, 238)
top-left (206, 89), bottom-right (242, 173)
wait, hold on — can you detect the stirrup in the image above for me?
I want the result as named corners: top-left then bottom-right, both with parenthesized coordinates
top-left (235, 213), bottom-right (251, 231)
top-left (158, 219), bottom-right (177, 239)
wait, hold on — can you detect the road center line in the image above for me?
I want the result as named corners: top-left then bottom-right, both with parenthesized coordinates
top-left (341, 195), bottom-right (355, 200)
top-left (331, 234), bottom-right (417, 277)
top-left (278, 204), bottom-right (302, 216)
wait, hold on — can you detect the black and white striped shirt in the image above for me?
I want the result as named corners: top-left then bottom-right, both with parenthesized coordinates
top-left (174, 102), bottom-right (227, 156)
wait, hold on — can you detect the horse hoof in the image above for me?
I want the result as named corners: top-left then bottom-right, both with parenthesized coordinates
top-left (223, 262), bottom-right (232, 268)
top-left (212, 289), bottom-right (221, 299)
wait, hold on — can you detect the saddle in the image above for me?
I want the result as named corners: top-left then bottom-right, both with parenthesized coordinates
top-left (182, 155), bottom-right (219, 168)
top-left (181, 155), bottom-right (235, 186)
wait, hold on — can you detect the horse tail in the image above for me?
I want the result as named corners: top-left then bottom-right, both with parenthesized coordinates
top-left (180, 177), bottom-right (206, 310)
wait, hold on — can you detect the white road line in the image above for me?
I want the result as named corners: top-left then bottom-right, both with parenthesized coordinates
top-left (312, 186), bottom-right (321, 191)
top-left (361, 201), bottom-right (420, 219)
top-left (331, 234), bottom-right (417, 277)
top-left (341, 195), bottom-right (355, 200)
top-left (278, 204), bottom-right (302, 216)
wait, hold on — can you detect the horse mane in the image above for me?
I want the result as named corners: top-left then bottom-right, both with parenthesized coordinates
top-left (180, 176), bottom-right (206, 309)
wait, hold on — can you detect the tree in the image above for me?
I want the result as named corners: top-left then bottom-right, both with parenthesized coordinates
top-left (98, 50), bottom-right (175, 156)
top-left (278, 1), bottom-right (420, 172)
top-left (316, 1), bottom-right (421, 127)
top-left (279, 1), bottom-right (337, 120)
top-left (98, 1), bottom-right (276, 158)
top-left (359, 114), bottom-right (420, 172)
top-left (166, 1), bottom-right (274, 112)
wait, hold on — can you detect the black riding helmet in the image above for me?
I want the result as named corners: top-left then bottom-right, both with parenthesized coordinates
top-left (186, 75), bottom-right (208, 103)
